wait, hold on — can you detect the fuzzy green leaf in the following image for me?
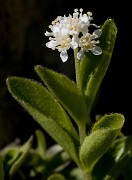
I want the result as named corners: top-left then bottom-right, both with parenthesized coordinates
top-left (80, 19), bottom-right (117, 113)
top-left (7, 77), bottom-right (80, 166)
top-left (92, 113), bottom-right (124, 132)
top-left (35, 65), bottom-right (87, 126)
top-left (80, 113), bottom-right (124, 173)
top-left (0, 156), bottom-right (4, 180)
top-left (7, 77), bottom-right (78, 140)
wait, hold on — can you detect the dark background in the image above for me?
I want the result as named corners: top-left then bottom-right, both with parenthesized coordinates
top-left (0, 0), bottom-right (131, 148)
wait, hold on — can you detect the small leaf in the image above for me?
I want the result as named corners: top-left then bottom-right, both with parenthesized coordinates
top-left (0, 156), bottom-right (4, 180)
top-left (1, 147), bottom-right (20, 173)
top-left (35, 65), bottom-right (87, 126)
top-left (80, 19), bottom-right (117, 113)
top-left (92, 113), bottom-right (124, 132)
top-left (9, 136), bottom-right (33, 177)
top-left (79, 113), bottom-right (124, 173)
top-left (35, 129), bottom-right (46, 159)
top-left (7, 77), bottom-right (80, 166)
top-left (48, 173), bottom-right (65, 180)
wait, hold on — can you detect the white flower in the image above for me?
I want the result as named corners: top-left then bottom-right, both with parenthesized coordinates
top-left (77, 29), bottom-right (102, 59)
top-left (45, 8), bottom-right (102, 62)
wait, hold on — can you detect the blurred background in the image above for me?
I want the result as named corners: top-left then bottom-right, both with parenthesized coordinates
top-left (0, 0), bottom-right (131, 148)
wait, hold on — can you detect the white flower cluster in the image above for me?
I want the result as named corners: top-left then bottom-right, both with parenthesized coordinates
top-left (45, 8), bottom-right (102, 62)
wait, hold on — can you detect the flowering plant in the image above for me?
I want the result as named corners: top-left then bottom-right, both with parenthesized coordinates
top-left (1, 8), bottom-right (132, 180)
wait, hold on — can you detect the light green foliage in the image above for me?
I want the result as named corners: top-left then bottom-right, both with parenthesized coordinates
top-left (0, 130), bottom-right (71, 179)
top-left (9, 136), bottom-right (33, 177)
top-left (0, 135), bottom-right (33, 179)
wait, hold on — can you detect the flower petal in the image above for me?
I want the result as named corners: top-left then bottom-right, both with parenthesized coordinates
top-left (46, 40), bottom-right (58, 50)
top-left (77, 49), bottom-right (84, 60)
top-left (93, 29), bottom-right (102, 37)
top-left (60, 50), bottom-right (68, 62)
top-left (91, 46), bottom-right (102, 55)
top-left (71, 36), bottom-right (79, 49)
top-left (45, 31), bottom-right (53, 36)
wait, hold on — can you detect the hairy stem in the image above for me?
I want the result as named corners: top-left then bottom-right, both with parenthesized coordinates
top-left (79, 123), bottom-right (86, 144)
top-left (74, 48), bottom-right (82, 90)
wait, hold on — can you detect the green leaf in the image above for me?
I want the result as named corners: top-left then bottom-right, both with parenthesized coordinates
top-left (35, 129), bottom-right (46, 159)
top-left (35, 65), bottom-right (87, 126)
top-left (0, 156), bottom-right (4, 180)
top-left (47, 173), bottom-right (65, 180)
top-left (9, 136), bottom-right (33, 177)
top-left (1, 147), bottom-right (20, 173)
top-left (79, 113), bottom-right (124, 173)
top-left (7, 77), bottom-right (78, 140)
top-left (92, 113), bottom-right (124, 132)
top-left (80, 19), bottom-right (117, 112)
top-left (7, 77), bottom-right (80, 166)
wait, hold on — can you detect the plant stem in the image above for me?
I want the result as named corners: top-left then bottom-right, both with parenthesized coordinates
top-left (85, 172), bottom-right (92, 180)
top-left (74, 48), bottom-right (82, 90)
top-left (79, 123), bottom-right (86, 144)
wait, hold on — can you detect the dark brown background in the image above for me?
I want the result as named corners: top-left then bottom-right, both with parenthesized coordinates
top-left (0, 0), bottom-right (131, 148)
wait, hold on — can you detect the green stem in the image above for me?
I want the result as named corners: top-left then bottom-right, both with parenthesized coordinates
top-left (79, 123), bottom-right (86, 144)
top-left (85, 172), bottom-right (92, 180)
top-left (74, 48), bottom-right (82, 90)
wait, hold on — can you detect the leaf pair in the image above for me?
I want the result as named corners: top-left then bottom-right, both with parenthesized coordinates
top-left (80, 113), bottom-right (125, 174)
top-left (7, 77), bottom-right (81, 167)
